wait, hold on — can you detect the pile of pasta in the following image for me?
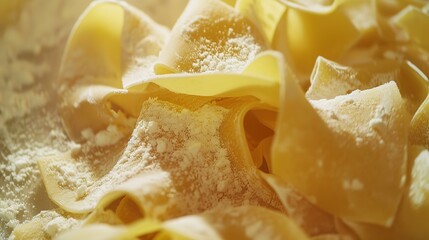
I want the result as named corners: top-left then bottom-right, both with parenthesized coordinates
top-left (12, 0), bottom-right (429, 239)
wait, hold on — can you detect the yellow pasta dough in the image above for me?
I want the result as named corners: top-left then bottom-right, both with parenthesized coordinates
top-left (272, 1), bottom-right (361, 83)
top-left (343, 146), bottom-right (429, 240)
top-left (59, 0), bottom-right (168, 141)
top-left (306, 57), bottom-right (428, 113)
top-left (155, 0), bottom-right (266, 74)
top-left (5, 0), bottom-right (429, 239)
top-left (57, 206), bottom-right (310, 240)
top-left (271, 70), bottom-right (409, 225)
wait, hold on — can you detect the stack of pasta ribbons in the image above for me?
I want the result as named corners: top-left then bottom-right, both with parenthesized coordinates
top-left (12, 0), bottom-right (429, 239)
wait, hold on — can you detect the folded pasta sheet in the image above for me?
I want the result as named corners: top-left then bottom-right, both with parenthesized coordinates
top-left (235, 0), bottom-right (286, 44)
top-left (155, 0), bottom-right (266, 74)
top-left (272, 0), bottom-right (361, 83)
top-left (132, 51), bottom-right (283, 107)
top-left (411, 95), bottom-right (429, 147)
top-left (260, 173), bottom-right (337, 237)
top-left (394, 6), bottom-right (429, 52)
top-left (59, 0), bottom-right (281, 142)
top-left (39, 96), bottom-right (283, 218)
top-left (271, 68), bottom-right (409, 225)
top-left (57, 206), bottom-right (309, 240)
top-left (343, 146), bottom-right (429, 240)
top-left (59, 0), bottom-right (169, 141)
top-left (307, 57), bottom-right (428, 113)
top-left (8, 0), bottom-right (429, 239)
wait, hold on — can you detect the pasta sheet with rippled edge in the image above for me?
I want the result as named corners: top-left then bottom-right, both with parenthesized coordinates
top-left (59, 0), bottom-right (285, 140)
top-left (57, 206), bottom-right (310, 240)
top-left (58, 0), bottom-right (169, 141)
top-left (90, 97), bottom-right (284, 219)
top-left (131, 51), bottom-right (282, 108)
top-left (37, 95), bottom-right (213, 214)
top-left (235, 0), bottom-right (286, 44)
top-left (394, 5), bottom-right (429, 52)
top-left (39, 49), bottom-right (283, 216)
top-left (306, 57), bottom-right (428, 113)
top-left (260, 172), bottom-right (337, 237)
top-left (39, 96), bottom-right (283, 219)
top-left (272, 0), bottom-right (361, 82)
top-left (154, 0), bottom-right (267, 74)
top-left (278, 0), bottom-right (350, 14)
top-left (271, 64), bottom-right (409, 225)
top-left (343, 146), bottom-right (429, 240)
top-left (38, 49), bottom-right (285, 215)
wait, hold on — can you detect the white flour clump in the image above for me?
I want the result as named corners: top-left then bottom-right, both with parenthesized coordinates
top-left (81, 123), bottom-right (131, 147)
top-left (43, 213), bottom-right (80, 238)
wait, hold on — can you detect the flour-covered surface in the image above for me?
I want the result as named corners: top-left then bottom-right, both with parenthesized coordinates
top-left (3, 0), bottom-right (429, 240)
top-left (0, 0), bottom-right (188, 238)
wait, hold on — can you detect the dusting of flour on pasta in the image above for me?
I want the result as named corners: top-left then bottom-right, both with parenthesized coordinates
top-left (43, 98), bottom-right (273, 219)
top-left (189, 28), bottom-right (261, 73)
top-left (178, 17), bottom-right (263, 73)
top-left (0, 0), bottom-right (92, 238)
top-left (139, 99), bottom-right (242, 213)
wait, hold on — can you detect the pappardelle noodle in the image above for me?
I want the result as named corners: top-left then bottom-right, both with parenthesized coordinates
top-left (10, 0), bottom-right (429, 239)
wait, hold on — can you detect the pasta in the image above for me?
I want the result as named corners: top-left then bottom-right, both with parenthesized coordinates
top-left (6, 0), bottom-right (429, 239)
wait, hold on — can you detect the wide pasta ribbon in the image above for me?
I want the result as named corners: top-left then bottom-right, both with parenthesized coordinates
top-left (59, 0), bottom-right (284, 143)
top-left (276, 0), bottom-right (351, 14)
top-left (38, 95), bottom-right (284, 221)
top-left (342, 145), bottom-right (429, 240)
top-left (154, 0), bottom-right (267, 74)
top-left (271, 63), bottom-right (409, 225)
top-left (272, 0), bottom-right (362, 84)
top-left (56, 206), bottom-right (310, 240)
top-left (260, 172), bottom-right (338, 237)
top-left (131, 51), bottom-right (282, 108)
top-left (58, 0), bottom-right (169, 141)
top-left (306, 57), bottom-right (428, 113)
top-left (235, 0), bottom-right (286, 44)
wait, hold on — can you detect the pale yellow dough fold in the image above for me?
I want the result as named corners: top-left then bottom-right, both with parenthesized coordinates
top-left (155, 0), bottom-right (267, 74)
top-left (272, 66), bottom-right (409, 225)
top-left (57, 206), bottom-right (310, 240)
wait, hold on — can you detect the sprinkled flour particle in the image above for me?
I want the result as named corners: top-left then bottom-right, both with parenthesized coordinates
top-left (156, 139), bottom-right (167, 153)
top-left (94, 125), bottom-right (124, 147)
top-left (0, 0), bottom-right (94, 237)
top-left (43, 213), bottom-right (80, 237)
top-left (81, 121), bottom-right (135, 148)
top-left (343, 178), bottom-right (364, 191)
top-left (180, 15), bottom-right (263, 74)
top-left (369, 118), bottom-right (386, 134)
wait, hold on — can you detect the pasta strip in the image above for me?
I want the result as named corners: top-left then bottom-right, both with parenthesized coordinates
top-left (306, 57), bottom-right (428, 113)
top-left (272, 1), bottom-right (361, 84)
top-left (260, 173), bottom-right (337, 237)
top-left (57, 206), bottom-right (310, 240)
top-left (343, 146), bottom-right (429, 240)
top-left (271, 65), bottom-right (409, 225)
top-left (154, 0), bottom-right (266, 74)
top-left (58, 0), bottom-right (168, 141)
top-left (235, 0), bottom-right (286, 44)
